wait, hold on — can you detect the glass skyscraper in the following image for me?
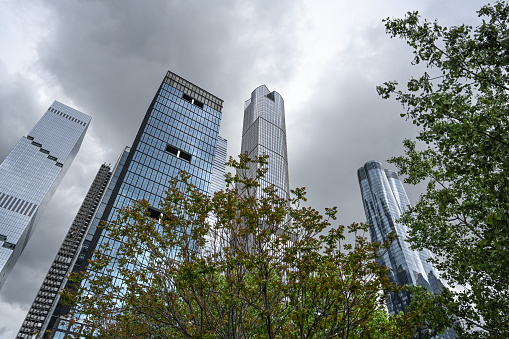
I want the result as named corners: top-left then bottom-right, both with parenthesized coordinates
top-left (0, 101), bottom-right (90, 290)
top-left (357, 160), bottom-right (455, 338)
top-left (240, 85), bottom-right (289, 200)
top-left (49, 71), bottom-right (226, 338)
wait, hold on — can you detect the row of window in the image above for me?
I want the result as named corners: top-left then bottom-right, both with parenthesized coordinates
top-left (135, 140), bottom-right (214, 178)
top-left (49, 107), bottom-right (87, 126)
top-left (0, 191), bottom-right (37, 217)
top-left (161, 80), bottom-right (223, 113)
top-left (28, 137), bottom-right (64, 167)
top-left (156, 88), bottom-right (222, 122)
top-left (152, 101), bottom-right (220, 137)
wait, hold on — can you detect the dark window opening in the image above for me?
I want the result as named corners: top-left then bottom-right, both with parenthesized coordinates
top-left (182, 93), bottom-right (204, 109)
top-left (179, 151), bottom-right (192, 162)
top-left (56, 162), bottom-right (63, 167)
top-left (266, 92), bottom-right (275, 101)
top-left (165, 144), bottom-right (179, 156)
top-left (48, 155), bottom-right (58, 161)
top-left (0, 235), bottom-right (6, 241)
top-left (3, 242), bottom-right (15, 250)
top-left (165, 144), bottom-right (192, 163)
top-left (31, 141), bottom-right (42, 147)
top-left (27, 136), bottom-right (34, 140)
top-left (194, 100), bottom-right (204, 108)
top-left (40, 149), bottom-right (50, 154)
top-left (147, 206), bottom-right (167, 223)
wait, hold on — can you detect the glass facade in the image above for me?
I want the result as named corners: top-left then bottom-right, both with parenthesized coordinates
top-left (0, 101), bottom-right (90, 290)
top-left (49, 71), bottom-right (225, 338)
top-left (240, 85), bottom-right (289, 200)
top-left (358, 161), bottom-right (456, 338)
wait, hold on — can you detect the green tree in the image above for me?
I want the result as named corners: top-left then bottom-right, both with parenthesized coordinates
top-left (62, 154), bottom-right (419, 338)
top-left (377, 2), bottom-right (509, 337)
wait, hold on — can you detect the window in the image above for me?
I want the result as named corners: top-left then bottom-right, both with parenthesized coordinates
top-left (182, 93), bottom-right (204, 109)
top-left (3, 242), bottom-right (15, 250)
top-left (165, 144), bottom-right (178, 156)
top-left (165, 144), bottom-right (192, 163)
top-left (40, 149), bottom-right (50, 154)
top-left (0, 235), bottom-right (6, 241)
top-left (27, 135), bottom-right (34, 140)
top-left (179, 150), bottom-right (192, 162)
top-left (147, 206), bottom-right (167, 223)
top-left (182, 93), bottom-right (193, 103)
top-left (56, 162), bottom-right (64, 167)
top-left (48, 155), bottom-right (58, 161)
top-left (31, 141), bottom-right (42, 147)
top-left (194, 100), bottom-right (204, 109)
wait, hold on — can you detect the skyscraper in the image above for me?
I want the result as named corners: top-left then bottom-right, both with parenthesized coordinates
top-left (357, 161), bottom-right (446, 315)
top-left (17, 162), bottom-right (114, 338)
top-left (240, 85), bottom-right (289, 200)
top-left (49, 71), bottom-right (226, 338)
top-left (0, 101), bottom-right (90, 290)
top-left (357, 161), bottom-right (457, 338)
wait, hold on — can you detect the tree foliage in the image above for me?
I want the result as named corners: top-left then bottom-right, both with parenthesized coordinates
top-left (377, 2), bottom-right (509, 337)
top-left (62, 154), bottom-right (418, 338)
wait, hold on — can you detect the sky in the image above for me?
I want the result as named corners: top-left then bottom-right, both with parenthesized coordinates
top-left (0, 0), bottom-right (487, 336)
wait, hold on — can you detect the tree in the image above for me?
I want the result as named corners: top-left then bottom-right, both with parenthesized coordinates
top-left (377, 2), bottom-right (509, 337)
top-left (62, 154), bottom-right (419, 338)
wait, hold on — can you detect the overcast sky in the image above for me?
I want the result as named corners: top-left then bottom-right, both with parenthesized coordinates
top-left (0, 0), bottom-right (486, 336)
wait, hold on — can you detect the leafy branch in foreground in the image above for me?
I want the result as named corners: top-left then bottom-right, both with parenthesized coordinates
top-left (378, 2), bottom-right (509, 337)
top-left (62, 153), bottom-right (419, 338)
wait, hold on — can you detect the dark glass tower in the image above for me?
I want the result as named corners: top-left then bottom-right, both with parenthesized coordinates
top-left (358, 161), bottom-right (456, 338)
top-left (0, 101), bottom-right (90, 290)
top-left (16, 162), bottom-right (114, 339)
top-left (49, 71), bottom-right (225, 338)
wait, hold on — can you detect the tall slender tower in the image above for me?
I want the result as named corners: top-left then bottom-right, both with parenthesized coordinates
top-left (0, 101), bottom-right (90, 290)
top-left (240, 85), bottom-right (289, 200)
top-left (17, 162), bottom-right (114, 338)
top-left (357, 160), bottom-right (457, 338)
top-left (357, 161), bottom-right (450, 316)
top-left (48, 71), bottom-right (226, 338)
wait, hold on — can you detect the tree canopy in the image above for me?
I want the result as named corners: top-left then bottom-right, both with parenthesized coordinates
top-left (62, 154), bottom-right (418, 338)
top-left (377, 2), bottom-right (509, 337)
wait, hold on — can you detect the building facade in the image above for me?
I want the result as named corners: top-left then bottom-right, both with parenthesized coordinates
top-left (209, 136), bottom-right (228, 196)
top-left (49, 71), bottom-right (226, 338)
top-left (357, 160), bottom-right (455, 338)
top-left (17, 162), bottom-right (114, 338)
top-left (0, 101), bottom-right (90, 290)
top-left (239, 85), bottom-right (289, 200)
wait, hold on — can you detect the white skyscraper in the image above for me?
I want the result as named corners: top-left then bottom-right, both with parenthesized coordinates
top-left (0, 101), bottom-right (90, 289)
top-left (240, 85), bottom-right (289, 200)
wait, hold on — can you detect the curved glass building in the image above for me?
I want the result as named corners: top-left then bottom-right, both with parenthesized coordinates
top-left (357, 161), bottom-right (447, 314)
top-left (240, 85), bottom-right (289, 200)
